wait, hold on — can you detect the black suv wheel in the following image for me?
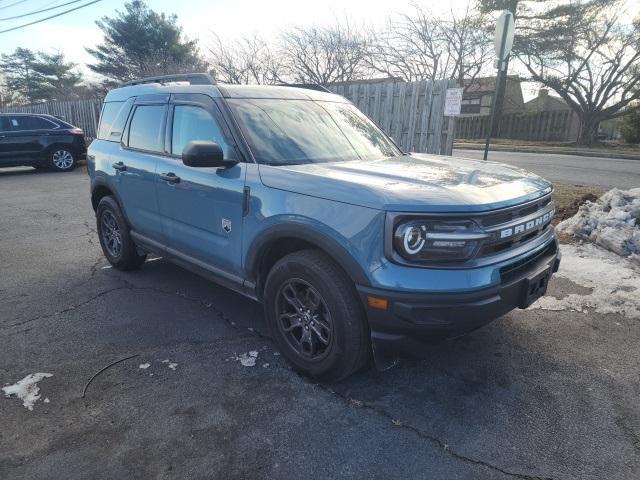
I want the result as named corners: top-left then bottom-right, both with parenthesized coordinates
top-left (49, 147), bottom-right (76, 171)
top-left (264, 250), bottom-right (370, 381)
top-left (96, 196), bottom-right (146, 270)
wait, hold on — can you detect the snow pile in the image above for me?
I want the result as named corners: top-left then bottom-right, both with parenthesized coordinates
top-left (557, 188), bottom-right (640, 263)
top-left (236, 351), bottom-right (259, 367)
top-left (161, 359), bottom-right (178, 370)
top-left (138, 363), bottom-right (150, 369)
top-left (528, 243), bottom-right (640, 318)
top-left (2, 373), bottom-right (53, 411)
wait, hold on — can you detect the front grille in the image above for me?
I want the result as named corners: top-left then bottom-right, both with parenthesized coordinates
top-left (478, 224), bottom-right (552, 256)
top-left (499, 241), bottom-right (557, 283)
top-left (475, 193), bottom-right (554, 259)
top-left (478, 195), bottom-right (551, 228)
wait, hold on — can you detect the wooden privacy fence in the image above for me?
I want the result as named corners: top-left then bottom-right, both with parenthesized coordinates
top-left (329, 79), bottom-right (456, 155)
top-left (1, 99), bottom-right (103, 140)
top-left (455, 110), bottom-right (573, 142)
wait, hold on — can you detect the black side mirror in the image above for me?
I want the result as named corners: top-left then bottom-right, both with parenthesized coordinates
top-left (182, 140), bottom-right (236, 168)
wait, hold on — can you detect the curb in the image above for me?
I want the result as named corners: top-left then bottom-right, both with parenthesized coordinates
top-left (453, 143), bottom-right (640, 161)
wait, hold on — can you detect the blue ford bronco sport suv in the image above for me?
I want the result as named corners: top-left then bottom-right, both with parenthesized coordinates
top-left (88, 73), bottom-right (560, 380)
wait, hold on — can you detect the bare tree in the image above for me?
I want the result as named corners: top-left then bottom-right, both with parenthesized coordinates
top-left (438, 5), bottom-right (492, 87)
top-left (207, 33), bottom-right (284, 84)
top-left (365, 5), bottom-right (491, 86)
top-left (280, 20), bottom-right (368, 85)
top-left (515, 0), bottom-right (640, 144)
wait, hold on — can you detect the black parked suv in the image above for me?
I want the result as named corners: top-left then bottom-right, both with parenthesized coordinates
top-left (0, 113), bottom-right (87, 171)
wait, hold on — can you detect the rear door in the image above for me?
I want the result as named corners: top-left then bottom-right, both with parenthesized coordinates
top-left (114, 95), bottom-right (168, 241)
top-left (155, 93), bottom-right (247, 276)
top-left (1, 115), bottom-right (53, 162)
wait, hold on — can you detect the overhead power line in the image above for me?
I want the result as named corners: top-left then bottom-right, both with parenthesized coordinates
top-left (0, 0), bottom-right (30, 12)
top-left (0, 0), bottom-right (102, 34)
top-left (1, 0), bottom-right (87, 21)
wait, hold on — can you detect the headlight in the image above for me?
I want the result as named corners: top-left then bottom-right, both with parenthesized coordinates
top-left (393, 219), bottom-right (488, 262)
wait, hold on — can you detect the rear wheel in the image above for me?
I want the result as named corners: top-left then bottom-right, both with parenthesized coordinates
top-left (264, 250), bottom-right (370, 381)
top-left (48, 147), bottom-right (76, 171)
top-left (96, 196), bottom-right (146, 270)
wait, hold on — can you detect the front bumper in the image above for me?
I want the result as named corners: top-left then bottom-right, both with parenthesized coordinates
top-left (357, 239), bottom-right (560, 358)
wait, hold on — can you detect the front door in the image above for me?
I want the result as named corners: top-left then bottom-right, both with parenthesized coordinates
top-left (155, 94), bottom-right (246, 276)
top-left (0, 117), bottom-right (11, 162)
top-left (0, 115), bottom-right (43, 163)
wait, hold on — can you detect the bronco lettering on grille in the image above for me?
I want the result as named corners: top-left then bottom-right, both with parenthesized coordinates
top-left (499, 210), bottom-right (553, 239)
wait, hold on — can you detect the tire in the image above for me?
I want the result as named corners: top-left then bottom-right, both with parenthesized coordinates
top-left (263, 249), bottom-right (370, 381)
top-left (96, 196), bottom-right (146, 270)
top-left (48, 147), bottom-right (76, 172)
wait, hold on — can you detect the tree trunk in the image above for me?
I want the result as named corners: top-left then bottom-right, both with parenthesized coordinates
top-left (577, 114), bottom-right (600, 145)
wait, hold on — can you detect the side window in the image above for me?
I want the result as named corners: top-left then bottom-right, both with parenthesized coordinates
top-left (97, 102), bottom-right (124, 140)
top-left (0, 117), bottom-right (7, 132)
top-left (7, 116), bottom-right (24, 130)
top-left (23, 116), bottom-right (57, 130)
top-left (171, 105), bottom-right (232, 158)
top-left (128, 105), bottom-right (165, 152)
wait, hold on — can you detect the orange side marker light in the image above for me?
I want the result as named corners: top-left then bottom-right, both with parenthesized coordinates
top-left (367, 296), bottom-right (389, 310)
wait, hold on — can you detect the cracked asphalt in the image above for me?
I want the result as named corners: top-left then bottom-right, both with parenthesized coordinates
top-left (1, 167), bottom-right (639, 480)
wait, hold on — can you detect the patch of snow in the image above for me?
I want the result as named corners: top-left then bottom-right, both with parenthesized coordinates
top-left (557, 188), bottom-right (640, 261)
top-left (236, 351), bottom-right (259, 367)
top-left (2, 373), bottom-right (53, 411)
top-left (161, 359), bottom-right (169, 363)
top-left (528, 243), bottom-right (640, 318)
top-left (273, 352), bottom-right (280, 356)
top-left (168, 363), bottom-right (178, 371)
top-left (44, 398), bottom-right (50, 403)
top-left (138, 363), bottom-right (151, 369)
top-left (262, 363), bottom-right (270, 368)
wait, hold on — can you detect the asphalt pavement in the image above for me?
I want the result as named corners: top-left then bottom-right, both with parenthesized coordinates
top-left (454, 149), bottom-right (640, 189)
top-left (1, 167), bottom-right (639, 480)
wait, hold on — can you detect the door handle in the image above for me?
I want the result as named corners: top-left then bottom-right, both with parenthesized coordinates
top-left (112, 161), bottom-right (127, 171)
top-left (160, 172), bottom-right (180, 183)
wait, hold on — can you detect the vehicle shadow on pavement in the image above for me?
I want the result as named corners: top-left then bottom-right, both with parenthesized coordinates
top-left (0, 167), bottom-right (40, 177)
top-left (120, 259), bottom-right (634, 480)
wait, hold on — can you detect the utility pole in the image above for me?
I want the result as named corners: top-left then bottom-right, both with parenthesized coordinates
top-left (483, 11), bottom-right (515, 160)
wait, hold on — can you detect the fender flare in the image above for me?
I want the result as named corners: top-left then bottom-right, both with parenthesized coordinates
top-left (90, 176), bottom-right (131, 224)
top-left (244, 222), bottom-right (371, 287)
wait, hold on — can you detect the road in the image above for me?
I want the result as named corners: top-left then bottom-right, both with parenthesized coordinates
top-left (454, 149), bottom-right (640, 189)
top-left (1, 168), bottom-right (639, 480)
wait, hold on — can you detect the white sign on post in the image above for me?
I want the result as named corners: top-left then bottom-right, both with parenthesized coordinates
top-left (444, 87), bottom-right (464, 116)
top-left (494, 11), bottom-right (515, 61)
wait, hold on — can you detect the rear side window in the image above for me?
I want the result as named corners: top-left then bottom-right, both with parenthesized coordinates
top-left (97, 102), bottom-right (124, 140)
top-left (128, 105), bottom-right (165, 152)
top-left (23, 116), bottom-right (58, 130)
top-left (4, 115), bottom-right (57, 131)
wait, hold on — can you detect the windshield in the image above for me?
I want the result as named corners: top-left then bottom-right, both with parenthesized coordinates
top-left (227, 99), bottom-right (401, 165)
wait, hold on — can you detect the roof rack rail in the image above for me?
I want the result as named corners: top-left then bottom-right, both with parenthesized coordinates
top-left (120, 73), bottom-right (216, 87)
top-left (279, 83), bottom-right (332, 93)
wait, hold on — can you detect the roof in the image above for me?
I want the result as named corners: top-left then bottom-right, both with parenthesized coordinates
top-left (524, 94), bottom-right (570, 113)
top-left (104, 83), bottom-right (347, 103)
top-left (463, 75), bottom-right (521, 94)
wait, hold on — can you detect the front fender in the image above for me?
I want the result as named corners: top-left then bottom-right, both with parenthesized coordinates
top-left (244, 220), bottom-right (375, 287)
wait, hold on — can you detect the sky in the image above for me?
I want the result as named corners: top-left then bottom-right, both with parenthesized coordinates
top-left (0, 0), bottom-right (489, 71)
top-left (0, 0), bottom-right (638, 94)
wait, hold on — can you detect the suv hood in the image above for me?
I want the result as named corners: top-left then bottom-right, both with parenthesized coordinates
top-left (258, 153), bottom-right (552, 212)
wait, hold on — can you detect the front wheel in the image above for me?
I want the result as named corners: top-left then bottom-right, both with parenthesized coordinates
top-left (263, 250), bottom-right (370, 381)
top-left (49, 148), bottom-right (76, 171)
top-left (96, 196), bottom-right (146, 270)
